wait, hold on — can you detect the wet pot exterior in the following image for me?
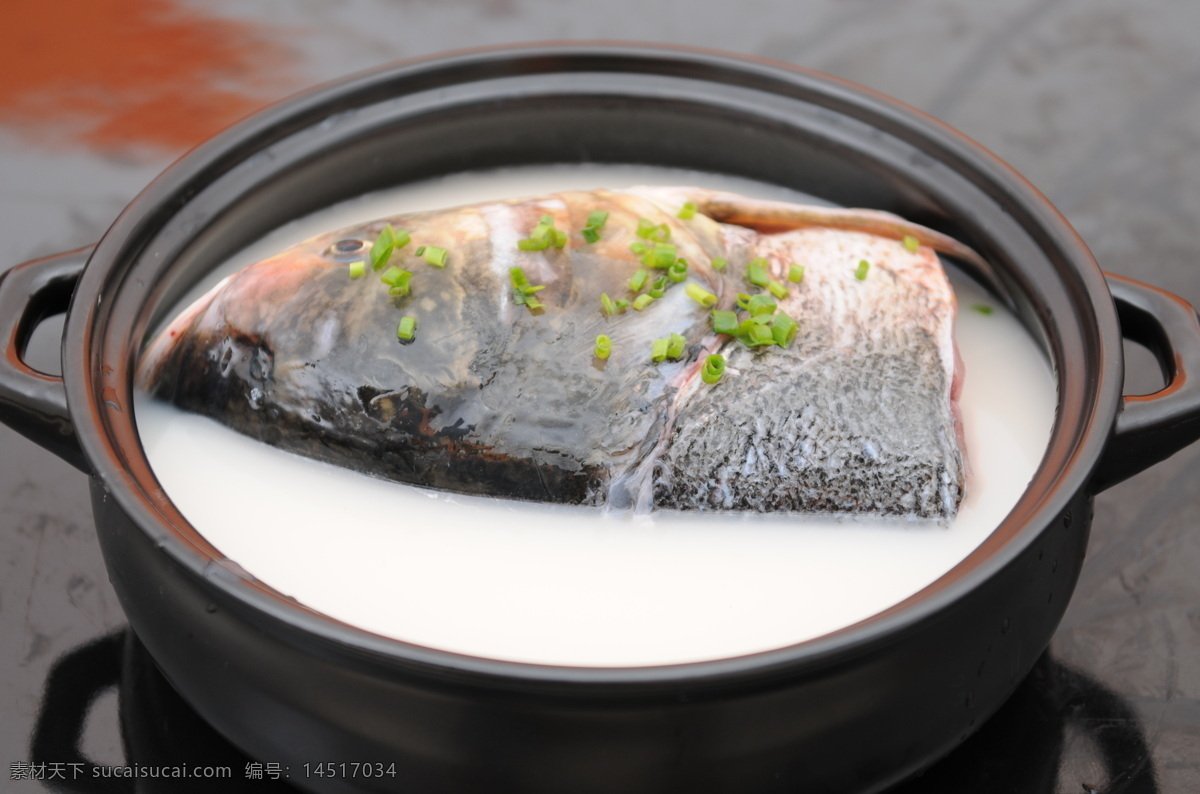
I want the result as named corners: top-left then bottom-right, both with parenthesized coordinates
top-left (4, 44), bottom-right (1200, 794)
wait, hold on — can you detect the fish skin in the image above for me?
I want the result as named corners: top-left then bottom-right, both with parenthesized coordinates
top-left (138, 187), bottom-right (965, 520)
top-left (653, 228), bottom-right (963, 519)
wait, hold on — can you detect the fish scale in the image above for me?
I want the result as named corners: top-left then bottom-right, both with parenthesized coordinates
top-left (138, 187), bottom-right (968, 521)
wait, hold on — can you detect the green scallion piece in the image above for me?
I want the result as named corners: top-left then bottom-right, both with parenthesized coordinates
top-left (650, 338), bottom-right (670, 362)
top-left (348, 261), bottom-right (366, 279)
top-left (711, 257), bottom-right (727, 272)
top-left (650, 223), bottom-right (671, 243)
top-left (633, 293), bottom-right (655, 311)
top-left (767, 280), bottom-right (789, 300)
top-left (511, 266), bottom-right (532, 291)
top-left (711, 309), bottom-right (739, 335)
top-left (649, 242), bottom-right (677, 269)
top-left (739, 321), bottom-right (776, 347)
top-left (636, 218), bottom-right (657, 239)
top-left (595, 334), bottom-right (612, 360)
top-left (397, 316), bottom-right (417, 342)
top-left (666, 332), bottom-right (687, 360)
top-left (600, 293), bottom-right (627, 316)
top-left (581, 226), bottom-right (600, 244)
top-left (628, 269), bottom-right (650, 293)
top-left (677, 201), bottom-right (697, 220)
top-left (771, 311), bottom-right (798, 348)
top-left (701, 354), bottom-right (725, 384)
top-left (903, 235), bottom-right (920, 253)
top-left (630, 241), bottom-right (648, 255)
top-left (648, 276), bottom-right (669, 299)
top-left (423, 246), bottom-right (448, 268)
top-left (667, 258), bottom-right (688, 283)
top-left (553, 229), bottom-right (568, 249)
top-left (788, 264), bottom-right (805, 283)
top-left (855, 260), bottom-right (870, 280)
top-left (973, 303), bottom-right (994, 316)
top-left (414, 246), bottom-right (425, 256)
top-left (746, 293), bottom-right (777, 316)
top-left (510, 267), bottom-right (545, 310)
top-left (370, 225), bottom-right (401, 270)
top-left (518, 237), bottom-right (550, 251)
top-left (747, 258), bottom-right (769, 288)
top-left (736, 292), bottom-right (752, 311)
top-left (587, 210), bottom-right (609, 229)
top-left (685, 284), bottom-right (718, 307)
top-left (380, 266), bottom-right (410, 288)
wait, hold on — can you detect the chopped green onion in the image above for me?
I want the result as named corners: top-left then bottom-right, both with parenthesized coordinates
top-left (788, 264), bottom-right (805, 283)
top-left (855, 260), bottom-right (870, 280)
top-left (746, 293), bottom-right (777, 316)
top-left (648, 276), bottom-right (669, 299)
top-left (685, 284), bottom-right (718, 307)
top-left (711, 309), bottom-right (739, 335)
top-left (414, 246), bottom-right (425, 256)
top-left (371, 225), bottom-right (408, 270)
top-left (767, 280), bottom-right (789, 300)
top-left (423, 246), bottom-right (448, 268)
top-left (650, 338), bottom-right (670, 362)
top-left (518, 237), bottom-right (550, 251)
top-left (552, 229), bottom-right (567, 248)
top-left (595, 334), bottom-right (612, 360)
top-left (348, 261), bottom-right (366, 279)
top-left (712, 257), bottom-right (727, 271)
top-left (903, 235), bottom-right (920, 253)
top-left (701, 354), bottom-right (725, 384)
top-left (771, 311), bottom-right (798, 348)
top-left (651, 224), bottom-right (670, 242)
top-left (510, 267), bottom-right (545, 310)
top-left (973, 303), bottom-right (994, 316)
top-left (630, 241), bottom-right (647, 255)
top-left (739, 321), bottom-right (776, 347)
top-left (587, 210), bottom-right (609, 229)
top-left (666, 332), bottom-right (687, 360)
top-left (747, 258), bottom-right (769, 288)
top-left (633, 293), bottom-right (655, 311)
top-left (397, 316), bottom-right (417, 342)
top-left (510, 266), bottom-right (533, 291)
top-left (636, 218), bottom-right (657, 239)
top-left (600, 293), bottom-right (629, 315)
top-left (380, 266), bottom-right (410, 288)
top-left (667, 258), bottom-right (688, 283)
top-left (581, 226), bottom-right (600, 244)
top-left (642, 242), bottom-right (678, 269)
top-left (388, 286), bottom-right (409, 297)
top-left (736, 292), bottom-right (752, 311)
top-left (628, 269), bottom-right (649, 293)
top-left (677, 201), bottom-right (697, 220)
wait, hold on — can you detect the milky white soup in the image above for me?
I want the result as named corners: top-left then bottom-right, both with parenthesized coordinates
top-left (135, 165), bottom-right (1057, 667)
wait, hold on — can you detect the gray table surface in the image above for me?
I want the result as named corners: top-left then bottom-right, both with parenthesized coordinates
top-left (2, 2), bottom-right (1197, 792)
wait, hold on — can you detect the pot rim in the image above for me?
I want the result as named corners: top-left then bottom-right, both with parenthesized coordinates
top-left (63, 41), bottom-right (1120, 692)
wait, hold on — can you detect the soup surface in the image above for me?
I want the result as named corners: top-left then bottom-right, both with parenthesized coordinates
top-left (136, 165), bottom-right (1057, 667)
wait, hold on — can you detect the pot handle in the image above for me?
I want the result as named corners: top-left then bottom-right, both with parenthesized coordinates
top-left (0, 247), bottom-right (93, 472)
top-left (1091, 273), bottom-right (1200, 492)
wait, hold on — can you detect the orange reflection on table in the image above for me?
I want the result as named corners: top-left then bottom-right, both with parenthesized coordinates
top-left (0, 0), bottom-right (298, 153)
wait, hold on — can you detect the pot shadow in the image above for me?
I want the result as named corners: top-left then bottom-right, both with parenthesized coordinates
top-left (28, 630), bottom-right (1158, 793)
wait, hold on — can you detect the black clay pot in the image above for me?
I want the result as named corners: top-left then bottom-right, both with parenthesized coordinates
top-left (3, 43), bottom-right (1200, 794)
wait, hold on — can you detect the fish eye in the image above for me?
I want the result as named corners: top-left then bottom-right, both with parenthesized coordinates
top-left (324, 239), bottom-right (367, 260)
